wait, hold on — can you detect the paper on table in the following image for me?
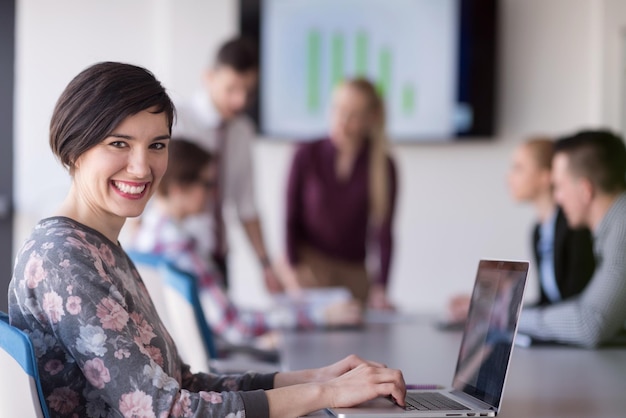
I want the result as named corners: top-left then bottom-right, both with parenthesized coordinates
top-left (273, 287), bottom-right (353, 310)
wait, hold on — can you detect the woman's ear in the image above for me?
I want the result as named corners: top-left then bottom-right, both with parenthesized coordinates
top-left (67, 156), bottom-right (81, 176)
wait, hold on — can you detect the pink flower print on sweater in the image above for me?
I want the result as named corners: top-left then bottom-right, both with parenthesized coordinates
top-left (44, 359), bottom-right (64, 376)
top-left (66, 295), bottom-right (82, 315)
top-left (171, 391), bottom-right (192, 417)
top-left (84, 358), bottom-right (111, 389)
top-left (97, 297), bottom-right (129, 331)
top-left (119, 390), bottom-right (156, 418)
top-left (42, 291), bottom-right (65, 323)
top-left (131, 312), bottom-right (157, 345)
top-left (200, 391), bottom-right (223, 404)
top-left (24, 252), bottom-right (46, 289)
top-left (47, 387), bottom-right (80, 415)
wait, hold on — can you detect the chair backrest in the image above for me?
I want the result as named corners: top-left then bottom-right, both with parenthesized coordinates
top-left (158, 262), bottom-right (218, 372)
top-left (0, 311), bottom-right (50, 418)
top-left (126, 250), bottom-right (173, 331)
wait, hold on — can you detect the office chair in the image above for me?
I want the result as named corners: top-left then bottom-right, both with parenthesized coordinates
top-left (0, 311), bottom-right (51, 418)
top-left (126, 250), bottom-right (173, 331)
top-left (158, 261), bottom-right (218, 372)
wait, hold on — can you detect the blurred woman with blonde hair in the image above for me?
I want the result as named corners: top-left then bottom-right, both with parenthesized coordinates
top-left (285, 77), bottom-right (398, 310)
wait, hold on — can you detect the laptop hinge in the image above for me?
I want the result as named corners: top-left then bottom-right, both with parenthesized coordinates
top-left (450, 390), bottom-right (497, 412)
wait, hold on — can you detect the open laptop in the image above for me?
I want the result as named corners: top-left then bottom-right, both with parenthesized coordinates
top-left (328, 259), bottom-right (529, 418)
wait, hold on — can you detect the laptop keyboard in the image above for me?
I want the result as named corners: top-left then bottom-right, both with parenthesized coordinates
top-left (404, 392), bottom-right (470, 411)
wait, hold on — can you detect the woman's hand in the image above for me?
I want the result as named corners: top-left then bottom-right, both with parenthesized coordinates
top-left (269, 355), bottom-right (406, 417)
top-left (321, 362), bottom-right (406, 408)
top-left (311, 354), bottom-right (385, 382)
top-left (274, 354), bottom-right (385, 387)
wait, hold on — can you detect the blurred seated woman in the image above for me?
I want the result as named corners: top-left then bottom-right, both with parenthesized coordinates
top-left (8, 62), bottom-right (405, 417)
top-left (131, 138), bottom-right (363, 347)
top-left (285, 77), bottom-right (398, 310)
top-left (448, 137), bottom-right (595, 322)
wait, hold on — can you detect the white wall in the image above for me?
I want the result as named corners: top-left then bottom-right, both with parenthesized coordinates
top-left (600, 0), bottom-right (626, 134)
top-left (15, 0), bottom-right (616, 315)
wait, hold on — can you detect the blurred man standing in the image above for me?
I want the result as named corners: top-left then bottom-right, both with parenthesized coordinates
top-left (174, 37), bottom-right (281, 292)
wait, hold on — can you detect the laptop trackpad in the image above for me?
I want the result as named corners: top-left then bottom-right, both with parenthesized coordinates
top-left (328, 396), bottom-right (405, 416)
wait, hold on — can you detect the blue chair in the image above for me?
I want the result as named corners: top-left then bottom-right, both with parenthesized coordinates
top-left (159, 261), bottom-right (281, 373)
top-left (128, 251), bottom-right (218, 372)
top-left (126, 249), bottom-right (164, 269)
top-left (0, 311), bottom-right (50, 417)
top-left (129, 251), bottom-right (278, 373)
top-left (126, 250), bottom-right (173, 331)
top-left (158, 261), bottom-right (218, 366)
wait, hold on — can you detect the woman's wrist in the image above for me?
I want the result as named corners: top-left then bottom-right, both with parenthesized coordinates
top-left (266, 381), bottom-right (327, 418)
top-left (274, 368), bottom-right (317, 388)
top-left (259, 255), bottom-right (272, 269)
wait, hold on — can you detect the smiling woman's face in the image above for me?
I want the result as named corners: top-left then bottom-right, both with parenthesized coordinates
top-left (71, 107), bottom-right (170, 224)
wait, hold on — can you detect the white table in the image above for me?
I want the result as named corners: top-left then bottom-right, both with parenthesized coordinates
top-left (279, 316), bottom-right (626, 418)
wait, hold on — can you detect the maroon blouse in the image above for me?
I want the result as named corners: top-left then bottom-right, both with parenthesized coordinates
top-left (285, 138), bottom-right (397, 287)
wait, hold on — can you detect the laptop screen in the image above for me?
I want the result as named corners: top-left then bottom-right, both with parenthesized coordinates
top-left (451, 260), bottom-right (528, 409)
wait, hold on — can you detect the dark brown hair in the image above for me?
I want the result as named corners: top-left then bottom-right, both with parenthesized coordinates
top-left (158, 139), bottom-right (214, 196)
top-left (50, 61), bottom-right (175, 170)
top-left (214, 37), bottom-right (259, 73)
top-left (554, 130), bottom-right (626, 193)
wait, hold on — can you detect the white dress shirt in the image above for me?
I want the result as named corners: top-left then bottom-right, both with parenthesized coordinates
top-left (173, 91), bottom-right (259, 222)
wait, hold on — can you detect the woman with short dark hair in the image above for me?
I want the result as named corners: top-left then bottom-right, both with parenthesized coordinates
top-left (8, 61), bottom-right (405, 417)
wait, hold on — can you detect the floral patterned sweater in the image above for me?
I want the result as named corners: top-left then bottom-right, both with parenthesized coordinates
top-left (8, 217), bottom-right (275, 418)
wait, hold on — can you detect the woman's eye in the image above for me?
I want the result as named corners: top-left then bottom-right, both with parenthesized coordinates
top-left (110, 141), bottom-right (127, 148)
top-left (151, 142), bottom-right (167, 150)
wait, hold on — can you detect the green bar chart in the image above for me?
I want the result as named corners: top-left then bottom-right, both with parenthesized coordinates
top-left (263, 0), bottom-right (459, 139)
top-left (305, 28), bottom-right (415, 117)
top-left (331, 34), bottom-right (345, 89)
top-left (402, 83), bottom-right (415, 115)
top-left (355, 31), bottom-right (368, 76)
top-left (307, 30), bottom-right (321, 112)
top-left (377, 46), bottom-right (392, 99)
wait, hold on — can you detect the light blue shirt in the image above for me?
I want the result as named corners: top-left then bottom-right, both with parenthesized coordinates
top-left (537, 211), bottom-right (561, 303)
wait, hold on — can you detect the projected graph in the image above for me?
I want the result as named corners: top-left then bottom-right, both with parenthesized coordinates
top-left (305, 29), bottom-right (408, 116)
top-left (262, 0), bottom-right (458, 140)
